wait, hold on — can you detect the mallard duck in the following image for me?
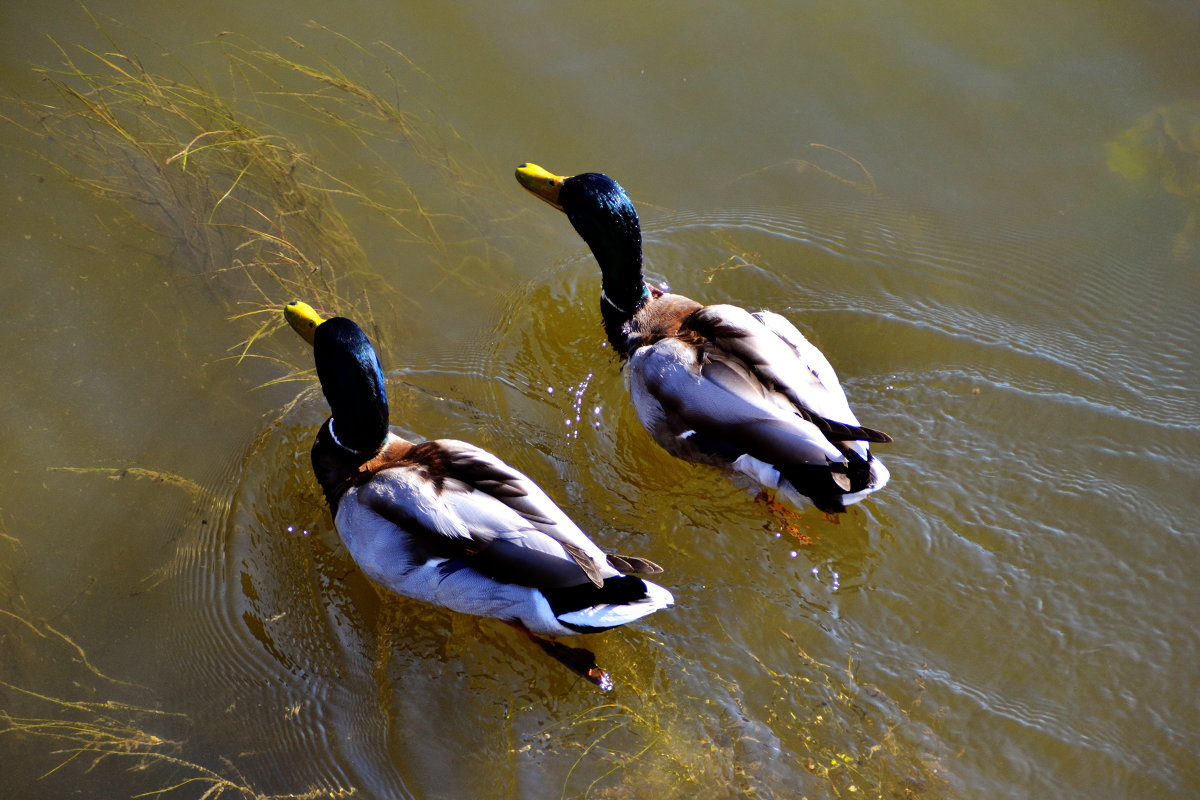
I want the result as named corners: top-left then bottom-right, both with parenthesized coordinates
top-left (515, 164), bottom-right (891, 515)
top-left (283, 301), bottom-right (673, 688)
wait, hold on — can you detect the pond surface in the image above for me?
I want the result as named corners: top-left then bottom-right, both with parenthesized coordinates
top-left (1, 2), bottom-right (1197, 798)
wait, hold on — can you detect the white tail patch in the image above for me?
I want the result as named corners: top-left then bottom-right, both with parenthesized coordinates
top-left (840, 457), bottom-right (891, 507)
top-left (556, 580), bottom-right (674, 629)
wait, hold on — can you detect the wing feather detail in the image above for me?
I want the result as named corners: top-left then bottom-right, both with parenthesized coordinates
top-left (686, 305), bottom-right (891, 444)
top-left (361, 439), bottom-right (613, 587)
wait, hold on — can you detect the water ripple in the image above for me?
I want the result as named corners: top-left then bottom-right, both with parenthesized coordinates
top-left (646, 203), bottom-right (1198, 430)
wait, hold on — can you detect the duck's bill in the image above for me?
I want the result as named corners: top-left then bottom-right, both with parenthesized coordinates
top-left (284, 300), bottom-right (325, 346)
top-left (515, 163), bottom-right (566, 210)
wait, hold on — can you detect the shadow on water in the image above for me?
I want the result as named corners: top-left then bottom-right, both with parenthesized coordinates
top-left (0, 18), bottom-right (960, 800)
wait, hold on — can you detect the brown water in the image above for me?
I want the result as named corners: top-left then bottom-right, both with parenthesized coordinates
top-left (1, 2), bottom-right (1197, 798)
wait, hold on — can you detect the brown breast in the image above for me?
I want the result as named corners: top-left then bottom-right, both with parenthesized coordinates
top-left (312, 426), bottom-right (423, 511)
top-left (626, 292), bottom-right (705, 351)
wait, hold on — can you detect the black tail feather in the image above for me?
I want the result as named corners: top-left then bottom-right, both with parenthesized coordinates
top-left (778, 463), bottom-right (848, 515)
top-left (542, 575), bottom-right (650, 618)
top-left (845, 449), bottom-right (872, 494)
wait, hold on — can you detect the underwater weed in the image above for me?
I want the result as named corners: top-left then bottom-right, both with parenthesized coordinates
top-left (0, 20), bottom-right (514, 796)
top-left (0, 528), bottom-right (355, 800)
top-left (3, 19), bottom-right (514, 367)
top-left (520, 631), bottom-right (955, 800)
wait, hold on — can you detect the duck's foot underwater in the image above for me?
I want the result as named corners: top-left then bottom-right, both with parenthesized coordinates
top-left (754, 490), bottom-right (825, 542)
top-left (505, 621), bottom-right (613, 691)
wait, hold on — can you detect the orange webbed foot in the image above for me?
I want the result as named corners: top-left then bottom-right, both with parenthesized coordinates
top-left (755, 490), bottom-right (816, 544)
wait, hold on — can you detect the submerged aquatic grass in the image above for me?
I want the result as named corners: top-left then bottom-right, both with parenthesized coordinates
top-left (47, 467), bottom-right (213, 507)
top-left (0, 525), bottom-right (343, 800)
top-left (0, 19), bottom-right (505, 797)
top-left (3, 17), bottom-right (513, 365)
top-left (536, 630), bottom-right (951, 799)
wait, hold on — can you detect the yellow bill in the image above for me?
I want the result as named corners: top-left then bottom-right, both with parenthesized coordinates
top-left (515, 163), bottom-right (566, 210)
top-left (284, 300), bottom-right (324, 345)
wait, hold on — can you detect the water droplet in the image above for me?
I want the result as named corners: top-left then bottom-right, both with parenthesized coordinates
top-left (547, 386), bottom-right (555, 394)
top-left (789, 550), bottom-right (798, 558)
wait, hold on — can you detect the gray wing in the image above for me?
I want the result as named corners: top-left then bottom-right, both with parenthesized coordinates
top-left (375, 439), bottom-right (614, 587)
top-left (691, 305), bottom-right (890, 444)
top-left (633, 337), bottom-right (846, 467)
top-left (437, 442), bottom-right (665, 578)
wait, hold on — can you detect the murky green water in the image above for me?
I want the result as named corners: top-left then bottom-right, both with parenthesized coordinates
top-left (1, 2), bottom-right (1197, 798)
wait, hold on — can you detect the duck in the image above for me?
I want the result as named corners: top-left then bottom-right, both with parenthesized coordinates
top-left (283, 301), bottom-right (673, 688)
top-left (515, 164), bottom-right (891, 515)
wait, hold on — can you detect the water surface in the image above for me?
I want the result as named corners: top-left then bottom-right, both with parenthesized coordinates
top-left (1, 2), bottom-right (1197, 798)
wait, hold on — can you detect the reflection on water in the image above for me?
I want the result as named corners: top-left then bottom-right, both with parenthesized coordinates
top-left (2, 2), bottom-right (1198, 798)
top-left (1107, 102), bottom-right (1200, 262)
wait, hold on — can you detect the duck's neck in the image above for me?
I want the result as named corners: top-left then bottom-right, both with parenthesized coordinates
top-left (316, 369), bottom-right (386, 453)
top-left (313, 323), bottom-right (390, 458)
top-left (312, 422), bottom-right (401, 511)
top-left (589, 239), bottom-right (651, 354)
top-left (600, 281), bottom-right (650, 321)
top-left (326, 413), bottom-right (386, 458)
top-left (565, 194), bottom-right (649, 335)
top-left (600, 285), bottom-right (650, 359)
